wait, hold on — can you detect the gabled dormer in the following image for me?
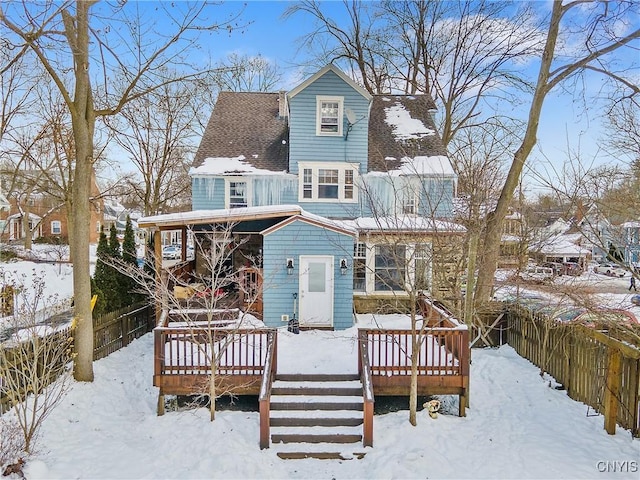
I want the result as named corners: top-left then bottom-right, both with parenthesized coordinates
top-left (286, 64), bottom-right (373, 177)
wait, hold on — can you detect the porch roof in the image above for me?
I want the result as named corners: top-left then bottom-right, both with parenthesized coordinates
top-left (341, 216), bottom-right (466, 234)
top-left (137, 205), bottom-right (356, 236)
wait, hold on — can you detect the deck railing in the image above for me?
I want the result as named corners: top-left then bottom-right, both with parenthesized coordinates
top-left (153, 325), bottom-right (276, 401)
top-left (359, 327), bottom-right (470, 416)
top-left (258, 332), bottom-right (278, 449)
top-left (358, 332), bottom-right (375, 447)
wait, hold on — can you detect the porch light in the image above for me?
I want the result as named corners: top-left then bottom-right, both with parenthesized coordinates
top-left (340, 258), bottom-right (348, 275)
top-left (286, 258), bottom-right (294, 275)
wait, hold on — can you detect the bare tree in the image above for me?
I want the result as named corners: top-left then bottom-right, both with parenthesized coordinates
top-left (356, 167), bottom-right (466, 425)
top-left (104, 74), bottom-right (201, 216)
top-left (0, 1), bottom-right (245, 381)
top-left (0, 269), bottom-right (73, 456)
top-left (118, 224), bottom-right (265, 421)
top-left (283, 0), bottom-right (393, 93)
top-left (381, 0), bottom-right (543, 147)
top-left (474, 0), bottom-right (640, 308)
top-left (213, 53), bottom-right (283, 93)
top-left (286, 0), bottom-right (544, 147)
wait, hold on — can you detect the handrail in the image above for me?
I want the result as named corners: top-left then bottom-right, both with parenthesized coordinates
top-left (358, 330), bottom-right (375, 447)
top-left (258, 330), bottom-right (278, 449)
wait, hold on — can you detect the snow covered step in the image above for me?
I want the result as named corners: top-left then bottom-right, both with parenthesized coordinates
top-left (276, 373), bottom-right (360, 382)
top-left (269, 400), bottom-right (364, 411)
top-left (269, 442), bottom-right (368, 460)
top-left (272, 383), bottom-right (363, 396)
top-left (271, 432), bottom-right (362, 445)
top-left (270, 416), bottom-right (363, 427)
top-left (270, 409), bottom-right (362, 419)
top-left (267, 373), bottom-right (367, 457)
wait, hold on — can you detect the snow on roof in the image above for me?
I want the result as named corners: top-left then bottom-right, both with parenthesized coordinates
top-left (368, 155), bottom-right (455, 177)
top-left (137, 205), bottom-right (357, 236)
top-left (138, 205), bottom-right (303, 228)
top-left (384, 102), bottom-right (435, 140)
top-left (342, 216), bottom-right (465, 233)
top-left (533, 236), bottom-right (591, 256)
top-left (189, 155), bottom-right (286, 176)
top-left (622, 221), bottom-right (640, 228)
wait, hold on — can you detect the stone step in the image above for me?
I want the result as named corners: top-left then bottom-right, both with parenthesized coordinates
top-left (271, 433), bottom-right (363, 444)
top-left (270, 417), bottom-right (363, 427)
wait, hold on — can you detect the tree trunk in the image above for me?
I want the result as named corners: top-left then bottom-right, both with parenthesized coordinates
top-left (474, 0), bottom-right (562, 307)
top-left (66, 2), bottom-right (96, 382)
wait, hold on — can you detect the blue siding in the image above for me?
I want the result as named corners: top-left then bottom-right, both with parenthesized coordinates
top-left (289, 70), bottom-right (370, 175)
top-left (262, 220), bottom-right (354, 330)
top-left (192, 177), bottom-right (225, 210)
top-left (360, 175), bottom-right (455, 219)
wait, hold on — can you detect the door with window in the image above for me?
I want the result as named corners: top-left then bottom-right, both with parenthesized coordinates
top-left (299, 255), bottom-right (334, 327)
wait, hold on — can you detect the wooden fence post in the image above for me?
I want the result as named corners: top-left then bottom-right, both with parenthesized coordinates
top-left (603, 349), bottom-right (622, 435)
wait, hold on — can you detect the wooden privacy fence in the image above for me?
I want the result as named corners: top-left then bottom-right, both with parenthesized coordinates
top-left (93, 303), bottom-right (155, 360)
top-left (1, 302), bottom-right (154, 414)
top-left (505, 306), bottom-right (640, 437)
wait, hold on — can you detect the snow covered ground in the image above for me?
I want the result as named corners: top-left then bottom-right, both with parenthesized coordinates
top-left (1, 255), bottom-right (639, 478)
top-left (16, 328), bottom-right (640, 480)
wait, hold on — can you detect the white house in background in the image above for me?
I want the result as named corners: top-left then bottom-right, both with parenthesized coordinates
top-left (529, 234), bottom-right (591, 268)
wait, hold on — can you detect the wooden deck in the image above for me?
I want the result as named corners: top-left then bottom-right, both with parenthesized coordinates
top-left (153, 303), bottom-right (470, 447)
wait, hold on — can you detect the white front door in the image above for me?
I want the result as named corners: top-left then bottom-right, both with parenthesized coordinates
top-left (299, 255), bottom-right (334, 327)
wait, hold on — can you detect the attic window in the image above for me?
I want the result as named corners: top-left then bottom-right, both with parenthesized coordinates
top-left (316, 96), bottom-right (343, 136)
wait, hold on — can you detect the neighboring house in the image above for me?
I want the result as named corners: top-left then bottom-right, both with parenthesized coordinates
top-left (570, 203), bottom-right (612, 262)
top-left (529, 234), bottom-right (590, 268)
top-left (140, 64), bottom-right (464, 330)
top-left (0, 171), bottom-right (104, 244)
top-left (499, 209), bottom-right (527, 268)
top-left (102, 199), bottom-right (145, 244)
top-left (621, 221), bottom-right (640, 268)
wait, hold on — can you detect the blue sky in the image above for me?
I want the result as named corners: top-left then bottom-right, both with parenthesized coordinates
top-left (115, 1), bottom-right (638, 193)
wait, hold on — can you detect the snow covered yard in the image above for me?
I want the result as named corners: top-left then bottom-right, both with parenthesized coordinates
top-left (16, 328), bottom-right (640, 480)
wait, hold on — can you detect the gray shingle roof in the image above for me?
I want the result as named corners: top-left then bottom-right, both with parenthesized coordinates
top-left (367, 95), bottom-right (447, 173)
top-left (192, 92), bottom-right (289, 171)
top-left (192, 91), bottom-right (448, 174)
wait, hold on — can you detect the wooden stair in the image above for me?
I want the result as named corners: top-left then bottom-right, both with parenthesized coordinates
top-left (269, 373), bottom-right (368, 460)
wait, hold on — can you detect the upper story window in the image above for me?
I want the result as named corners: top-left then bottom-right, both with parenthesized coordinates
top-left (226, 179), bottom-right (250, 208)
top-left (298, 162), bottom-right (358, 203)
top-left (316, 96), bottom-right (343, 136)
top-left (51, 220), bottom-right (61, 235)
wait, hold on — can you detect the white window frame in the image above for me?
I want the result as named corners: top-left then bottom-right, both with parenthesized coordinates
top-left (358, 242), bottom-right (432, 295)
top-left (225, 178), bottom-right (251, 209)
top-left (316, 96), bottom-right (344, 136)
top-left (298, 162), bottom-right (359, 203)
top-left (51, 220), bottom-right (62, 235)
top-left (353, 242), bottom-right (367, 292)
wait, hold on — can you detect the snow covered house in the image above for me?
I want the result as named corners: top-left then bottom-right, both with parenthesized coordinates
top-left (139, 65), bottom-right (464, 330)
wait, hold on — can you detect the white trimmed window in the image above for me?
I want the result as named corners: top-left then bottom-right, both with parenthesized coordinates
top-left (316, 96), bottom-right (343, 136)
top-left (355, 242), bottom-right (432, 295)
top-left (226, 179), bottom-right (250, 208)
top-left (51, 220), bottom-right (62, 235)
top-left (298, 162), bottom-right (358, 203)
top-left (353, 242), bottom-right (367, 292)
top-left (414, 243), bottom-right (432, 291)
